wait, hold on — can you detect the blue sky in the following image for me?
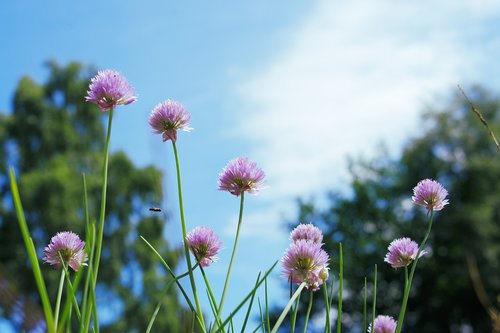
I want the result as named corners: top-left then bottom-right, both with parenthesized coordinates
top-left (2, 0), bottom-right (500, 331)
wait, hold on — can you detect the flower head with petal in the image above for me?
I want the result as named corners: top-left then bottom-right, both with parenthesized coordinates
top-left (290, 223), bottom-right (323, 244)
top-left (186, 227), bottom-right (222, 267)
top-left (412, 178), bottom-right (449, 213)
top-left (281, 239), bottom-right (329, 291)
top-left (85, 70), bottom-right (137, 111)
top-left (148, 99), bottom-right (192, 142)
top-left (43, 231), bottom-right (88, 272)
top-left (367, 315), bottom-right (397, 333)
top-left (218, 157), bottom-right (266, 196)
top-left (384, 237), bottom-right (426, 269)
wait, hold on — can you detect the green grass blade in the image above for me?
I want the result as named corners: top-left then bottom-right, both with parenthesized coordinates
top-left (9, 168), bottom-right (55, 333)
top-left (241, 272), bottom-right (261, 332)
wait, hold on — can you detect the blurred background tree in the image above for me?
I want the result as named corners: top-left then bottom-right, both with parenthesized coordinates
top-left (279, 86), bottom-right (500, 332)
top-left (0, 61), bottom-right (193, 332)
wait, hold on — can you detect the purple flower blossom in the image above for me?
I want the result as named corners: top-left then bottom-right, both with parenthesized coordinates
top-left (186, 227), bottom-right (222, 267)
top-left (43, 231), bottom-right (87, 272)
top-left (367, 315), bottom-right (397, 333)
top-left (412, 178), bottom-right (449, 213)
top-left (290, 223), bottom-right (323, 244)
top-left (148, 100), bottom-right (192, 142)
top-left (384, 237), bottom-right (426, 269)
top-left (281, 239), bottom-right (329, 291)
top-left (218, 157), bottom-right (266, 196)
top-left (85, 70), bottom-right (137, 111)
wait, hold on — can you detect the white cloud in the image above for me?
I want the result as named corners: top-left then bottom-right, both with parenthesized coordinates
top-left (232, 0), bottom-right (500, 204)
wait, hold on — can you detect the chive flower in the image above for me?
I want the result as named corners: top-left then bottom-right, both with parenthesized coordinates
top-left (186, 227), bottom-right (222, 267)
top-left (290, 223), bottom-right (323, 244)
top-left (218, 157), bottom-right (266, 196)
top-left (43, 231), bottom-right (87, 272)
top-left (148, 99), bottom-right (192, 142)
top-left (384, 237), bottom-right (426, 269)
top-left (85, 69), bottom-right (137, 111)
top-left (367, 315), bottom-right (397, 333)
top-left (412, 178), bottom-right (449, 213)
top-left (281, 239), bottom-right (329, 291)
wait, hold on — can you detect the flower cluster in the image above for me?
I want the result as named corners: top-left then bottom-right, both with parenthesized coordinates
top-left (368, 315), bottom-right (397, 333)
top-left (384, 237), bottom-right (426, 269)
top-left (412, 178), bottom-right (449, 213)
top-left (85, 70), bottom-right (137, 112)
top-left (282, 224), bottom-right (329, 291)
top-left (218, 157), bottom-right (266, 197)
top-left (43, 231), bottom-right (87, 272)
top-left (187, 226), bottom-right (223, 267)
top-left (148, 99), bottom-right (192, 142)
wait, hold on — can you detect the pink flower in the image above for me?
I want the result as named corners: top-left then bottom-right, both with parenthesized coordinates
top-left (384, 237), bottom-right (426, 269)
top-left (218, 157), bottom-right (265, 196)
top-left (412, 179), bottom-right (449, 213)
top-left (85, 70), bottom-right (136, 111)
top-left (281, 240), bottom-right (329, 291)
top-left (368, 315), bottom-right (397, 333)
top-left (148, 100), bottom-right (192, 142)
top-left (290, 223), bottom-right (323, 244)
top-left (186, 227), bottom-right (222, 267)
top-left (43, 231), bottom-right (87, 272)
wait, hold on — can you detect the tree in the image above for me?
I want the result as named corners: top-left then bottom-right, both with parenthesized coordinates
top-left (0, 61), bottom-right (192, 332)
top-left (285, 86), bottom-right (500, 332)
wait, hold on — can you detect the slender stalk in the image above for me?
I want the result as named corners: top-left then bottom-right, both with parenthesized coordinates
top-left (336, 243), bottom-right (343, 333)
top-left (54, 269), bottom-right (65, 332)
top-left (172, 141), bottom-right (206, 331)
top-left (265, 278), bottom-right (271, 333)
top-left (271, 282), bottom-right (306, 333)
top-left (241, 273), bottom-right (261, 333)
top-left (323, 282), bottom-right (331, 333)
top-left (371, 264), bottom-right (377, 333)
top-left (92, 106), bottom-right (114, 283)
top-left (303, 291), bottom-right (314, 333)
top-left (199, 265), bottom-right (225, 332)
top-left (291, 293), bottom-right (300, 333)
top-left (215, 192), bottom-right (245, 328)
top-left (82, 107), bottom-right (114, 332)
top-left (9, 169), bottom-right (55, 333)
top-left (363, 277), bottom-right (367, 333)
top-left (395, 210), bottom-right (434, 333)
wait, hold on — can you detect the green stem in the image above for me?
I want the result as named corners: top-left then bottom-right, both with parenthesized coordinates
top-left (199, 265), bottom-right (225, 332)
top-left (371, 264), bottom-right (377, 333)
top-left (395, 210), bottom-right (434, 333)
top-left (291, 292), bottom-right (300, 333)
top-left (54, 269), bottom-right (65, 332)
top-left (336, 243), bottom-right (343, 333)
top-left (363, 277), bottom-right (367, 333)
top-left (303, 291), bottom-right (314, 333)
top-left (323, 282), bottom-right (331, 333)
top-left (172, 141), bottom-right (205, 332)
top-left (9, 169), bottom-right (55, 333)
top-left (215, 192), bottom-right (245, 328)
top-left (271, 282), bottom-right (306, 333)
top-left (92, 106), bottom-right (114, 285)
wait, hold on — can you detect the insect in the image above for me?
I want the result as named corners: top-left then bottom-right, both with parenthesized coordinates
top-left (149, 207), bottom-right (162, 212)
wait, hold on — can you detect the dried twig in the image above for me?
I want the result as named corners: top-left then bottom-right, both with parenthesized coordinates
top-left (458, 85), bottom-right (500, 153)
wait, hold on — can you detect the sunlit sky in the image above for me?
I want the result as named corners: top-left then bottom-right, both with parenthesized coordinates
top-left (2, 0), bottom-right (500, 331)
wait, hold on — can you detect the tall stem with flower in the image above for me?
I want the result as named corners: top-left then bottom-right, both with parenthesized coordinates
top-left (214, 157), bottom-right (266, 328)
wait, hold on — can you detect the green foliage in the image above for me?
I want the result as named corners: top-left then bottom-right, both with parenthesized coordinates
top-left (288, 86), bottom-right (500, 332)
top-left (0, 61), bottom-right (191, 332)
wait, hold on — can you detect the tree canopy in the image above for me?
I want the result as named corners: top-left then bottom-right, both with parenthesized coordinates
top-left (286, 86), bottom-right (500, 332)
top-left (0, 61), bottom-right (192, 332)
